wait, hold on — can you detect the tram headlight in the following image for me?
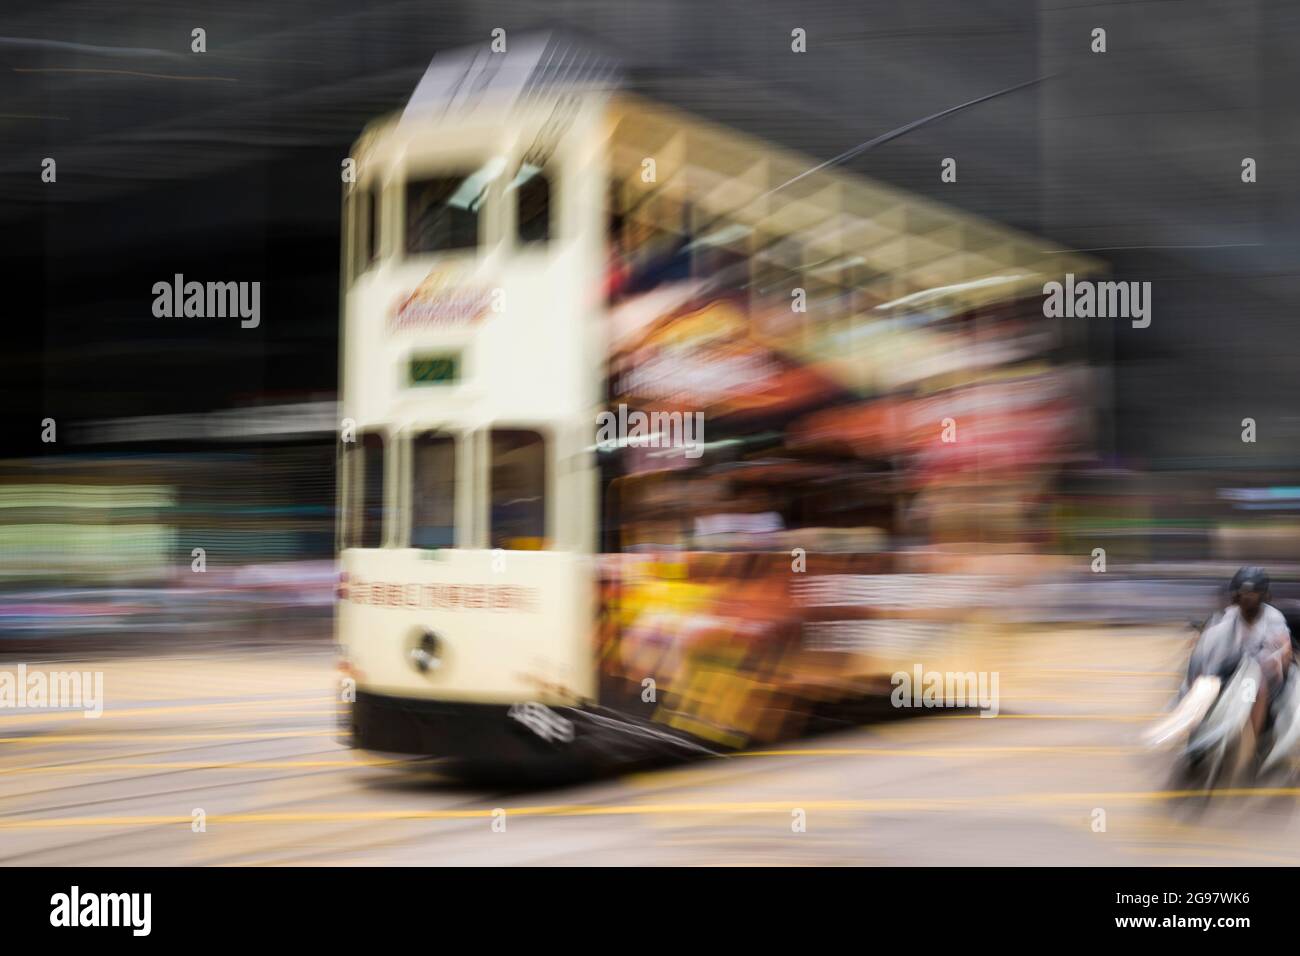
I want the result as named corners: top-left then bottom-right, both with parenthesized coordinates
top-left (409, 630), bottom-right (443, 674)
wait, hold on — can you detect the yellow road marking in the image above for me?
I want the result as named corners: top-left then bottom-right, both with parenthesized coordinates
top-left (0, 758), bottom-right (399, 775)
top-left (1008, 694), bottom-right (1171, 702)
top-left (731, 745), bottom-right (1138, 758)
top-left (1019, 669), bottom-right (1183, 678)
top-left (1118, 845), bottom-right (1299, 865)
top-left (2, 788), bottom-right (1297, 829)
top-left (0, 730), bottom-right (341, 744)
top-left (930, 713), bottom-right (1162, 721)
top-left (0, 698), bottom-right (338, 726)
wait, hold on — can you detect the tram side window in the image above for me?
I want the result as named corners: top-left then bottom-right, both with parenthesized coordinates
top-left (490, 430), bottom-right (547, 550)
top-left (406, 171), bottom-right (487, 254)
top-left (346, 433), bottom-right (387, 549)
top-left (366, 183), bottom-right (379, 263)
top-left (351, 185), bottom-right (381, 278)
top-left (411, 432), bottom-right (456, 549)
top-left (509, 162), bottom-right (552, 245)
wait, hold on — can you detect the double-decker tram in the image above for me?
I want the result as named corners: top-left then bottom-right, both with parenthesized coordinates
top-left (336, 37), bottom-right (1098, 775)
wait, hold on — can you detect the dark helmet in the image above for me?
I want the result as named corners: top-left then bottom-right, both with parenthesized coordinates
top-left (1230, 566), bottom-right (1270, 595)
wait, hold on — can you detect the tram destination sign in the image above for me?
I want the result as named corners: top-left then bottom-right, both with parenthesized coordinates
top-left (408, 352), bottom-right (461, 386)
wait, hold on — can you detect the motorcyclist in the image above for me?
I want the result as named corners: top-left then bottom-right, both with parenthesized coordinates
top-left (1186, 566), bottom-right (1293, 746)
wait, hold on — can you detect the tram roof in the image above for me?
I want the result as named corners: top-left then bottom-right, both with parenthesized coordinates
top-left (400, 33), bottom-right (622, 126)
top-left (359, 33), bottom-right (1097, 316)
top-left (605, 92), bottom-right (1100, 315)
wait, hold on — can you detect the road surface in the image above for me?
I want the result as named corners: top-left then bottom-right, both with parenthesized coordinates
top-left (3, 627), bottom-right (1299, 865)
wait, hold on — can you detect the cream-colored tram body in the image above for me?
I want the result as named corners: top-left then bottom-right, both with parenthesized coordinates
top-left (336, 42), bottom-right (614, 773)
top-left (337, 40), bottom-right (1096, 773)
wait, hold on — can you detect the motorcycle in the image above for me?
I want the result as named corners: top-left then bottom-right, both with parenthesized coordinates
top-left (1145, 606), bottom-right (1300, 792)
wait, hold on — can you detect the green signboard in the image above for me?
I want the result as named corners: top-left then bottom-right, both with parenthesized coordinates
top-left (408, 353), bottom-right (460, 386)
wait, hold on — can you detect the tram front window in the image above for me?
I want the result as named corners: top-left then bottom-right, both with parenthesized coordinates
top-left (509, 162), bottom-right (552, 245)
top-left (490, 429), bottom-right (547, 550)
top-left (405, 165), bottom-right (494, 255)
top-left (411, 432), bottom-right (456, 549)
